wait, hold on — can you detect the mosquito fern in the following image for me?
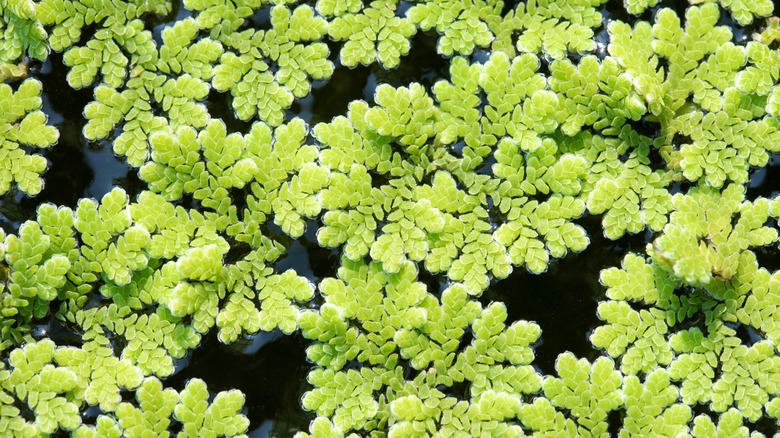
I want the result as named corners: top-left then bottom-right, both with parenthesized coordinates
top-left (0, 0), bottom-right (48, 80)
top-left (407, 0), bottom-right (500, 56)
top-left (212, 5), bottom-right (333, 125)
top-left (6, 0), bottom-right (780, 434)
top-left (0, 79), bottom-right (58, 196)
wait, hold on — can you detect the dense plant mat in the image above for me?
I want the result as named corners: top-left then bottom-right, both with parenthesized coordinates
top-left (3, 0), bottom-right (780, 435)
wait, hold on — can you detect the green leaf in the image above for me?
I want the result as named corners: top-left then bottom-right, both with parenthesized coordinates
top-left (514, 0), bottom-right (604, 59)
top-left (704, 0), bottom-right (773, 25)
top-left (301, 257), bottom-right (427, 370)
top-left (649, 184), bottom-right (777, 285)
top-left (0, 79), bottom-right (58, 196)
top-left (623, 0), bottom-right (660, 15)
top-left (329, 1), bottom-right (416, 68)
top-left (256, 270), bottom-right (315, 333)
top-left (141, 120), bottom-right (261, 220)
top-left (115, 377), bottom-right (178, 436)
top-left (365, 83), bottom-right (437, 151)
top-left (1, 218), bottom-right (75, 350)
top-left (6, 340), bottom-right (81, 433)
top-left (303, 367), bottom-right (386, 431)
top-left (620, 369), bottom-right (691, 437)
top-left (74, 416), bottom-right (122, 438)
top-left (177, 244), bottom-right (226, 282)
top-left (157, 17), bottom-right (223, 80)
top-left (39, 0), bottom-right (170, 54)
top-left (74, 188), bottom-right (152, 286)
top-left (543, 353), bottom-right (623, 435)
top-left (212, 5), bottom-right (332, 125)
top-left (591, 253), bottom-right (678, 374)
top-left (736, 41), bottom-right (780, 96)
top-left (175, 379), bottom-right (249, 437)
top-left (294, 416), bottom-right (344, 438)
top-left (184, 0), bottom-right (262, 38)
top-left (2, 0), bottom-right (48, 61)
top-left (316, 0), bottom-right (361, 16)
top-left (407, 0), bottom-right (499, 56)
top-left (668, 87), bottom-right (780, 187)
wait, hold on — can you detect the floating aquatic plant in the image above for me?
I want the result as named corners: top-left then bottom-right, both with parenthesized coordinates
top-left (328, 0), bottom-right (416, 69)
top-left (4, 0), bottom-right (780, 435)
top-left (0, 0), bottom-right (48, 80)
top-left (0, 79), bottom-right (58, 196)
top-left (212, 4), bottom-right (333, 125)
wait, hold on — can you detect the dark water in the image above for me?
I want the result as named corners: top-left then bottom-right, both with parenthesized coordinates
top-left (3, 0), bottom-right (780, 436)
top-left (164, 331), bottom-right (314, 436)
top-left (480, 214), bottom-right (654, 375)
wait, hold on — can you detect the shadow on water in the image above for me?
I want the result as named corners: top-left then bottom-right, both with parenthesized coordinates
top-left (368, 30), bottom-right (450, 94)
top-left (273, 219), bottom-right (342, 285)
top-left (1, 50), bottom-right (136, 233)
top-left (747, 154), bottom-right (780, 272)
top-left (310, 63), bottom-right (372, 125)
top-left (164, 330), bottom-right (314, 438)
top-left (480, 214), bottom-right (652, 375)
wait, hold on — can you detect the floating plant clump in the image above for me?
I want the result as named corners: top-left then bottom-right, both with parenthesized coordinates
top-left (3, 0), bottom-right (780, 435)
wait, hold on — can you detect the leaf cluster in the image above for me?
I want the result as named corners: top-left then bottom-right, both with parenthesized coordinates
top-left (0, 79), bottom-right (58, 196)
top-left (6, 0), bottom-right (780, 435)
top-left (0, 0), bottom-right (48, 80)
